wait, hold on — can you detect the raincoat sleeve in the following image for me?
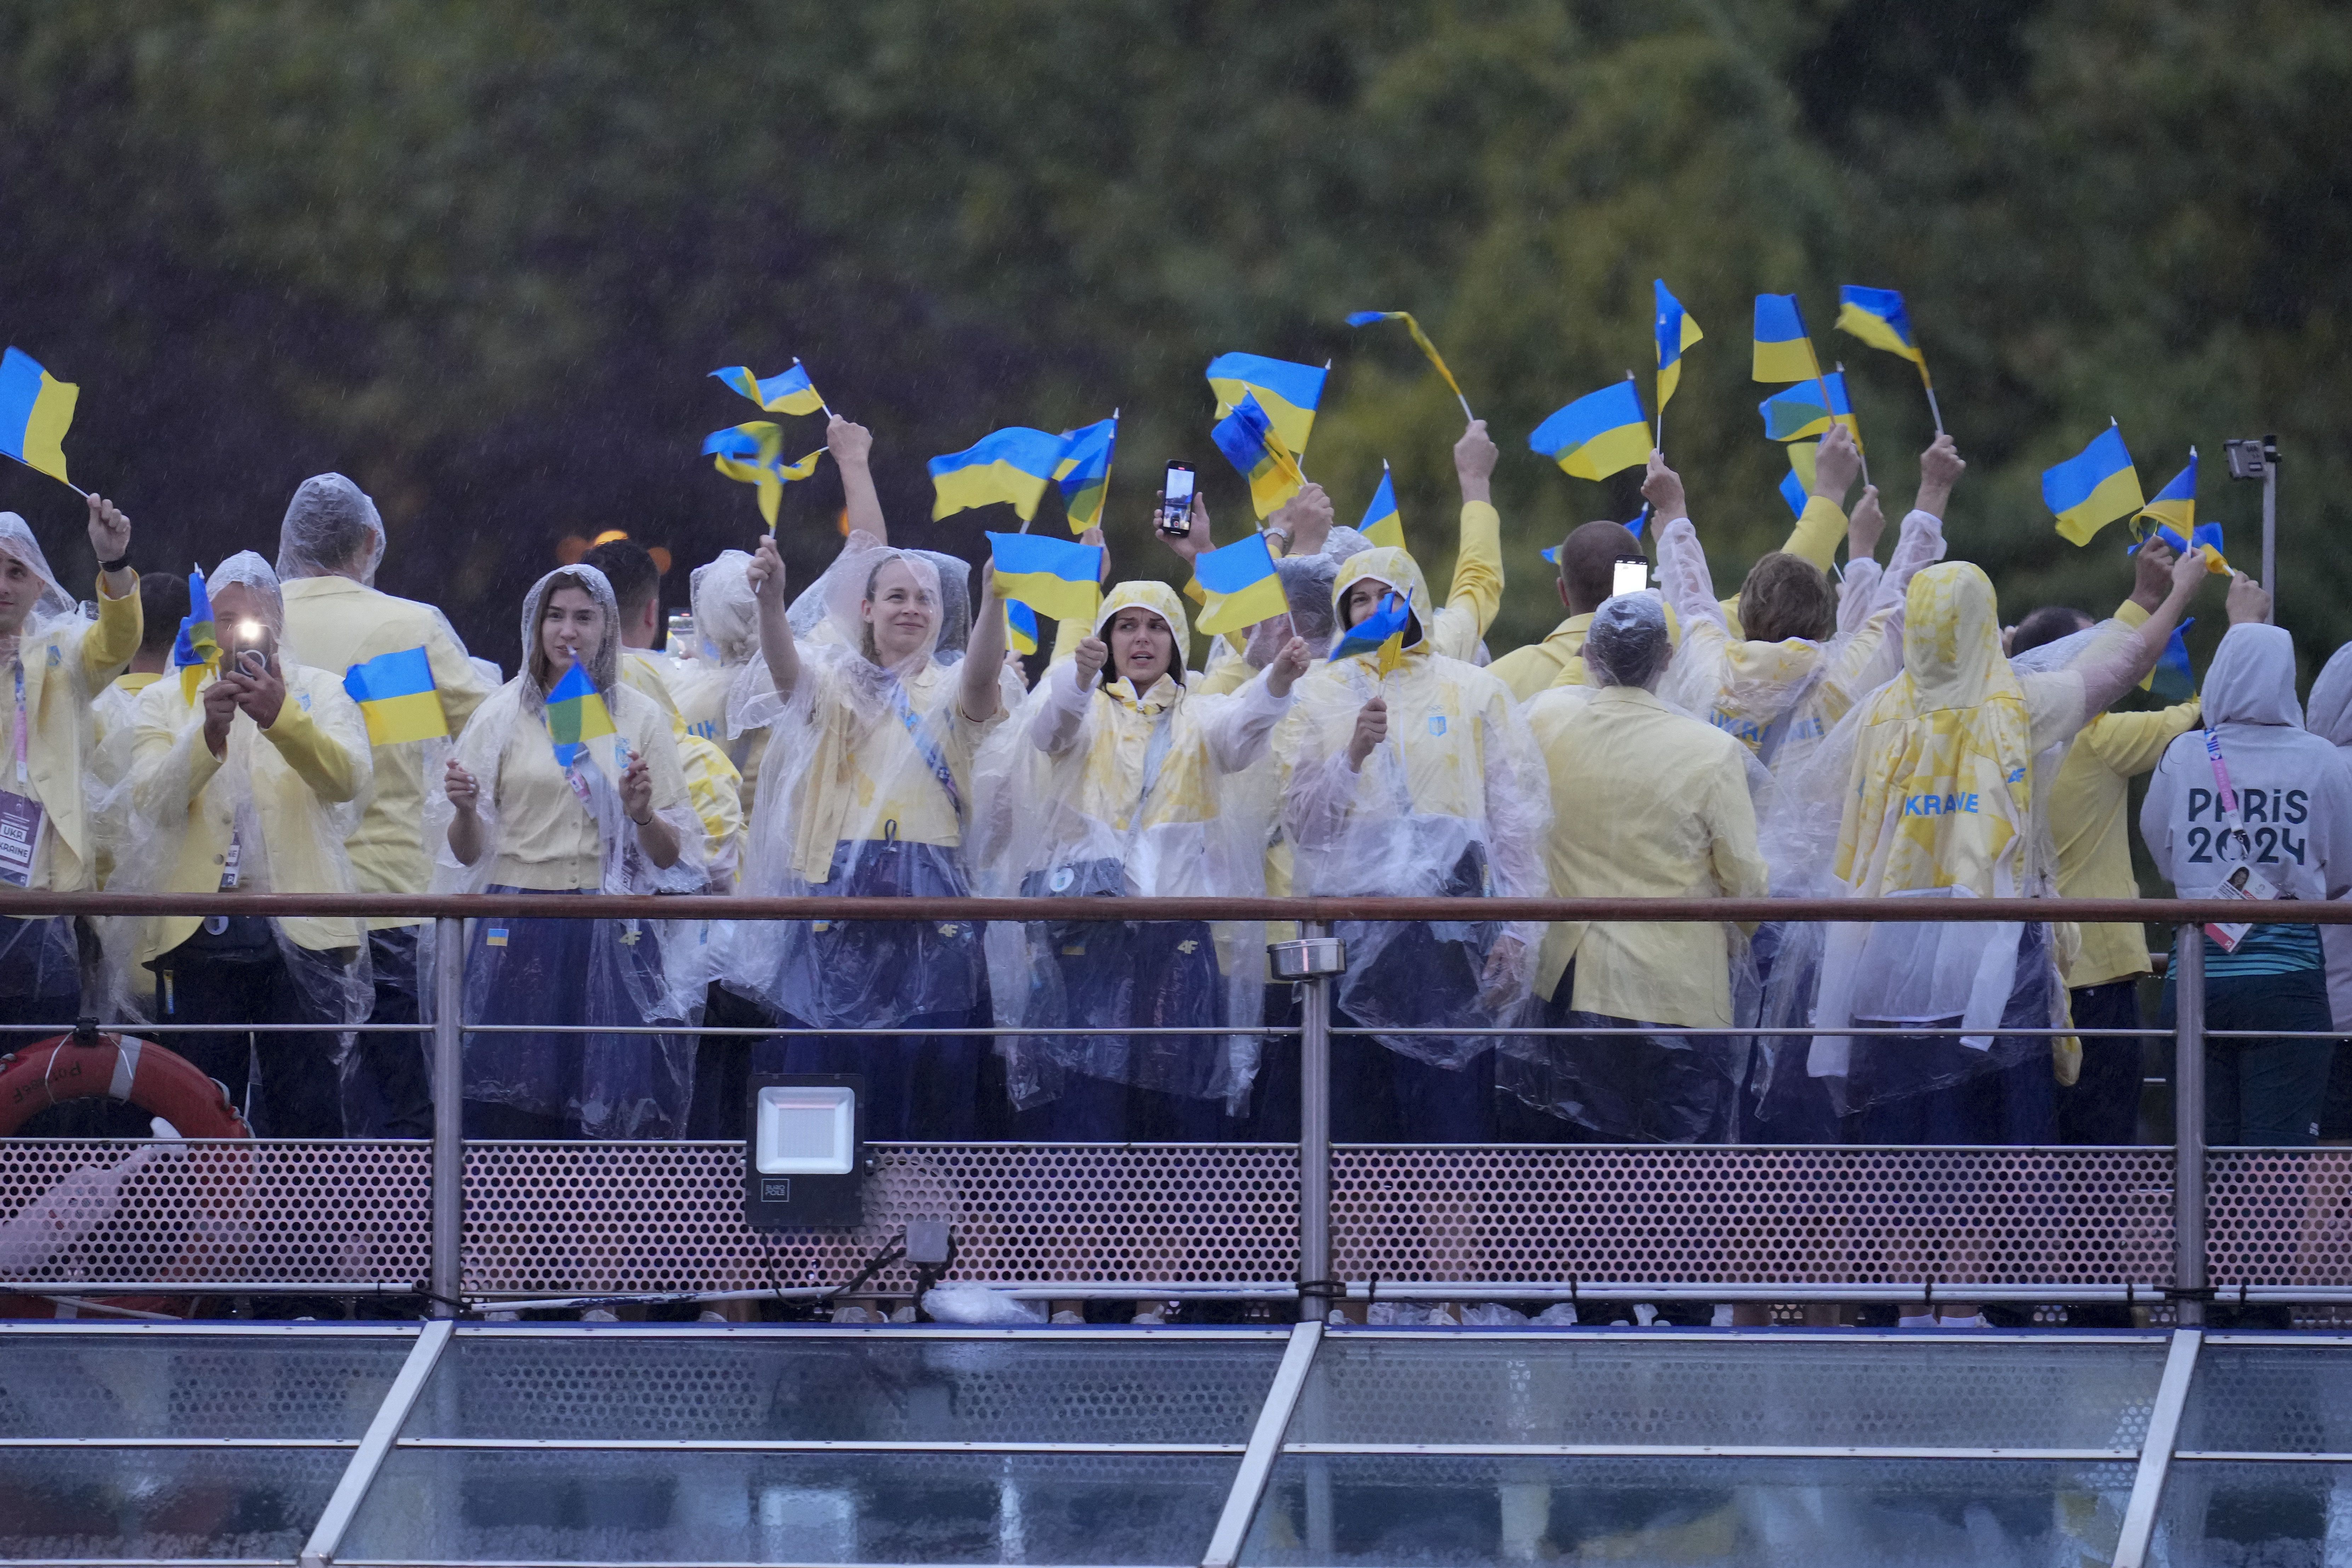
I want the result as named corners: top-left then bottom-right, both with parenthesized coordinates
top-left (1445, 500), bottom-right (1506, 642)
top-left (2063, 616), bottom-right (2172, 734)
top-left (76, 572), bottom-right (142, 690)
top-left (1028, 658), bottom-right (1094, 756)
top-left (259, 690), bottom-right (369, 806)
top-left (131, 692), bottom-right (227, 821)
top-left (1836, 559), bottom-right (1884, 638)
top-left (1199, 668), bottom-right (1294, 774)
top-left (1193, 636), bottom-right (1256, 697)
top-left (1654, 517), bottom-right (1733, 718)
top-left (1817, 509), bottom-right (1947, 710)
top-left (1779, 494), bottom-right (1849, 572)
top-left (2079, 699), bottom-right (2200, 779)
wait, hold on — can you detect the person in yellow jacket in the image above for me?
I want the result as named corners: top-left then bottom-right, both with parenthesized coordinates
top-left (1492, 423), bottom-right (1864, 697)
top-left (276, 473), bottom-right (496, 1136)
top-left (0, 499), bottom-right (138, 1047)
top-left (90, 572), bottom-right (188, 894)
top-left (123, 552), bottom-right (373, 1138)
top-left (1275, 545), bottom-right (1549, 1142)
top-left (2008, 540), bottom-right (2267, 1147)
top-left (976, 578), bottom-right (1308, 1141)
top-left (1501, 592), bottom-right (1771, 1144)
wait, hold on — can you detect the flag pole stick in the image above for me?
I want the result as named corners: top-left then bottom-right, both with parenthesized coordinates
top-left (1, 452), bottom-right (87, 500)
top-left (1921, 365), bottom-right (1944, 436)
top-left (797, 358), bottom-right (836, 420)
top-left (1836, 361), bottom-right (1871, 489)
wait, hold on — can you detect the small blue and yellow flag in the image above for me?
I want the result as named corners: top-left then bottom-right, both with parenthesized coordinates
top-left (1654, 281), bottom-right (1704, 409)
top-left (1752, 294), bottom-right (1822, 384)
top-left (1345, 312), bottom-right (1473, 417)
top-left (0, 347), bottom-right (78, 488)
top-left (2141, 519), bottom-right (2230, 576)
top-left (176, 564), bottom-right (220, 703)
top-left (1192, 532), bottom-right (1289, 636)
top-left (987, 530), bottom-right (1103, 625)
top-left (1835, 287), bottom-right (1927, 374)
top-left (1210, 395), bottom-right (1307, 519)
top-left (343, 646), bottom-right (448, 746)
top-left (1359, 462), bottom-right (1404, 550)
top-left (710, 361), bottom-right (825, 416)
top-left (1777, 440), bottom-right (1820, 518)
top-left (1053, 415), bottom-right (1117, 534)
top-left (1206, 353), bottom-right (1326, 458)
top-left (2143, 617), bottom-right (2196, 697)
top-left (2044, 425), bottom-right (2146, 546)
top-left (931, 427), bottom-right (1065, 523)
top-left (545, 658), bottom-right (625, 776)
top-left (2137, 450), bottom-right (2198, 540)
top-left (1757, 372), bottom-right (1858, 444)
top-left (1330, 589), bottom-right (1411, 676)
top-left (1005, 598), bottom-right (1041, 657)
top-left (1529, 381), bottom-right (1649, 481)
top-left (704, 423), bottom-right (822, 528)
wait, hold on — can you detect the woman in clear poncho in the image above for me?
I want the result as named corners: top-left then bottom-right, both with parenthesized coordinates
top-left (1274, 545), bottom-right (1548, 1143)
top-left (973, 578), bottom-right (1307, 1139)
top-left (430, 563), bottom-right (705, 1139)
top-left (119, 551), bottom-right (375, 1136)
top-left (727, 531), bottom-right (1009, 1140)
top-left (1805, 552), bottom-right (2207, 1142)
top-left (0, 501), bottom-right (138, 1052)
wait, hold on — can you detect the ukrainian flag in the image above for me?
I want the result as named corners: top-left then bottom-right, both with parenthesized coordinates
top-left (1006, 598), bottom-right (1041, 657)
top-left (2137, 450), bottom-right (2197, 539)
top-left (545, 658), bottom-right (624, 775)
top-left (1210, 395), bottom-right (1307, 519)
top-left (1192, 533), bottom-right (1289, 636)
top-left (704, 423), bottom-right (818, 528)
top-left (177, 564), bottom-right (220, 703)
top-left (2044, 426), bottom-right (2146, 546)
top-left (1359, 463), bottom-right (1404, 550)
top-left (931, 427), bottom-right (1064, 522)
top-left (1836, 286), bottom-right (1926, 373)
top-left (710, 361), bottom-right (825, 416)
top-left (1529, 381), bottom-right (1650, 481)
top-left (1757, 373), bottom-right (1858, 444)
top-left (1345, 312), bottom-right (1472, 413)
top-left (1330, 589), bottom-right (1411, 675)
top-left (1752, 294), bottom-right (1822, 384)
top-left (987, 530), bottom-right (1103, 625)
top-left (344, 646), bottom-right (448, 746)
top-left (2144, 616), bottom-right (2195, 697)
top-left (0, 347), bottom-right (78, 487)
top-left (2145, 519), bottom-right (2230, 576)
top-left (1053, 415), bottom-right (1117, 534)
top-left (1206, 353), bottom-right (1325, 458)
top-left (1654, 281), bottom-right (1703, 409)
top-left (1778, 440), bottom-right (1819, 518)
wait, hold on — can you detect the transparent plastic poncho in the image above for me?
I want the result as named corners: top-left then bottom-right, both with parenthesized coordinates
top-left (970, 580), bottom-right (1287, 1113)
top-left (724, 538), bottom-right (999, 1031)
top-left (273, 473), bottom-right (385, 586)
top-left (1274, 546), bottom-right (1548, 1067)
top-left (420, 563), bottom-right (709, 1137)
top-left (103, 551), bottom-right (378, 1041)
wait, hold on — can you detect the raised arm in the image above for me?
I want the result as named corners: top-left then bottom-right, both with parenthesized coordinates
top-left (748, 534), bottom-right (801, 703)
top-left (1642, 452), bottom-right (1726, 633)
top-left (2077, 549), bottom-right (2211, 719)
top-left (829, 417), bottom-right (886, 544)
top-left (1445, 419), bottom-right (1504, 637)
top-left (960, 562), bottom-right (1007, 723)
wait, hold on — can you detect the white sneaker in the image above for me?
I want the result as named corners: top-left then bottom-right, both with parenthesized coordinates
top-left (1129, 1307), bottom-right (1166, 1326)
top-left (580, 1308), bottom-right (619, 1323)
top-left (1050, 1309), bottom-right (1084, 1324)
top-left (829, 1305), bottom-right (877, 1324)
top-left (696, 1309), bottom-right (728, 1324)
top-left (889, 1304), bottom-right (917, 1323)
top-left (1937, 1313), bottom-right (1986, 1329)
top-left (483, 1309), bottom-right (520, 1323)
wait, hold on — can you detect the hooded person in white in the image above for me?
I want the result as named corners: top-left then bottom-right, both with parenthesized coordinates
top-left (2306, 642), bottom-right (2352, 1037)
top-left (974, 575), bottom-right (1307, 1138)
top-left (2143, 618), bottom-right (2352, 1145)
top-left (121, 551), bottom-right (373, 1137)
top-left (430, 562), bottom-right (705, 1139)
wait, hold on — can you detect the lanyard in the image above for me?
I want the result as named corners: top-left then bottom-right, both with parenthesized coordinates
top-left (2201, 727), bottom-right (2253, 856)
top-left (11, 660), bottom-right (24, 787)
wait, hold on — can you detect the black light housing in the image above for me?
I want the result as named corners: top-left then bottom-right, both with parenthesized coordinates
top-left (745, 1073), bottom-right (865, 1229)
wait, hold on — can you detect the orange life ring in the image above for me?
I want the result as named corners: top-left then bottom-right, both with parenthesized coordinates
top-left (0, 1029), bottom-right (251, 1319)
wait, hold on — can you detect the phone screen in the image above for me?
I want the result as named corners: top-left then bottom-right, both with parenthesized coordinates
top-left (1611, 558), bottom-right (1649, 597)
top-left (1159, 463), bottom-right (1197, 534)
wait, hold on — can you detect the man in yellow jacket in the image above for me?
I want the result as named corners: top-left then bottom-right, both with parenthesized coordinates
top-left (0, 497), bottom-right (139, 1047)
top-left (1490, 424), bottom-right (1864, 697)
top-left (129, 553), bottom-right (373, 1138)
top-left (278, 475), bottom-right (495, 1136)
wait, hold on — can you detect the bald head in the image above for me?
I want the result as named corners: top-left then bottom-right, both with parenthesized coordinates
top-left (1558, 520), bottom-right (1643, 615)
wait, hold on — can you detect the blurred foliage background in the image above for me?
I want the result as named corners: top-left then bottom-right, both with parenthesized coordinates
top-left (0, 0), bottom-right (2343, 692)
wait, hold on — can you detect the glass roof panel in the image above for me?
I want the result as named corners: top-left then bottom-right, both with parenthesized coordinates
top-left (2156, 1459), bottom-right (2352, 1566)
top-left (1239, 1453), bottom-right (2140, 1566)
top-left (0, 1328), bottom-right (418, 1441)
top-left (401, 1329), bottom-right (1287, 1445)
top-left (339, 1447), bottom-right (1238, 1566)
top-left (0, 1444), bottom-right (351, 1564)
top-left (2179, 1340), bottom-right (2352, 1455)
top-left (1286, 1332), bottom-right (2167, 1451)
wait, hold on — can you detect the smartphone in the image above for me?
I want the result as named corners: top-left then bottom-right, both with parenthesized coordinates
top-left (1158, 461), bottom-right (1198, 538)
top-left (1611, 556), bottom-right (1650, 597)
top-left (224, 618), bottom-right (277, 672)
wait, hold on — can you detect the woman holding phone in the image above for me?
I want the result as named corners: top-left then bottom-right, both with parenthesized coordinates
top-left (432, 562), bottom-right (705, 1139)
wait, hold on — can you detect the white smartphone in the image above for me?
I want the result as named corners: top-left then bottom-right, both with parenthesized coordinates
top-left (1612, 556), bottom-right (1650, 597)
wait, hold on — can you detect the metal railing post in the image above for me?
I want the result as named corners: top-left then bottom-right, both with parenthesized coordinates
top-left (1271, 922), bottom-right (1346, 1323)
top-left (2174, 922), bottom-right (2208, 1327)
top-left (430, 914), bottom-right (466, 1320)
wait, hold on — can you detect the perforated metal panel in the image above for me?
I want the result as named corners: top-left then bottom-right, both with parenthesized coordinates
top-left (1331, 1145), bottom-right (2179, 1286)
top-left (0, 1331), bottom-right (415, 1439)
top-left (461, 1142), bottom-right (1302, 1296)
top-left (0, 1138), bottom-right (428, 1288)
top-left (2208, 1149), bottom-right (2352, 1287)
